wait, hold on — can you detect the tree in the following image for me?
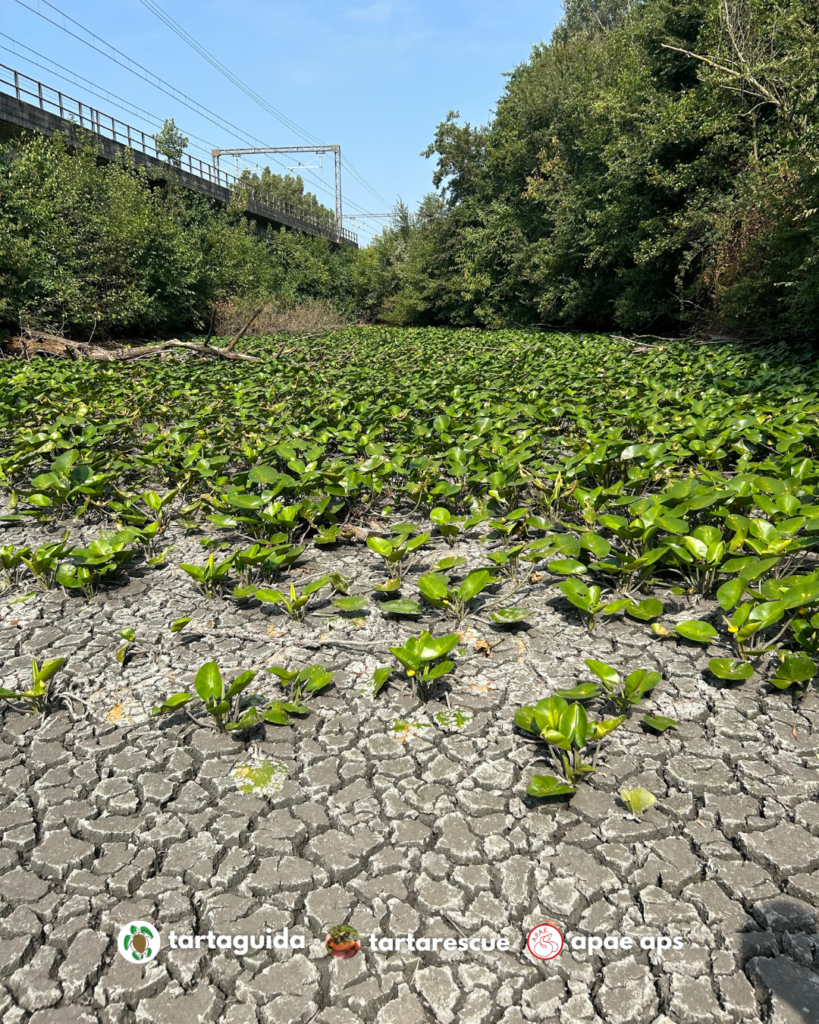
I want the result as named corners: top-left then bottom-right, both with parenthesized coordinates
top-left (152, 118), bottom-right (189, 165)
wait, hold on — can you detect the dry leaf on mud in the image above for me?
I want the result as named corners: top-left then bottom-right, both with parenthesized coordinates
top-left (475, 639), bottom-right (492, 658)
top-left (267, 626), bottom-right (284, 637)
top-left (529, 572), bottom-right (545, 584)
top-left (106, 704), bottom-right (124, 723)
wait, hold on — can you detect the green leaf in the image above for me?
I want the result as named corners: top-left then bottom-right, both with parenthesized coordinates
top-left (527, 774), bottom-right (576, 797)
top-left (457, 568), bottom-right (493, 603)
top-left (374, 577), bottom-right (402, 593)
top-left (620, 787), bottom-right (657, 815)
top-left (382, 599), bottom-right (421, 616)
top-left (675, 620), bottom-right (718, 643)
top-left (490, 607), bottom-right (532, 623)
top-left (555, 682), bottom-right (601, 700)
top-left (372, 667), bottom-right (392, 695)
top-left (194, 661), bottom-right (222, 702)
top-left (708, 658), bottom-right (754, 681)
top-left (771, 655), bottom-right (817, 687)
top-left (255, 588), bottom-right (285, 604)
top-left (717, 578), bottom-right (746, 611)
top-left (333, 595), bottom-right (369, 612)
top-left (418, 572), bottom-right (450, 602)
top-left (149, 692), bottom-right (193, 716)
top-left (514, 705), bottom-right (536, 732)
top-left (303, 576), bottom-right (331, 597)
top-left (642, 715), bottom-right (679, 732)
top-left (548, 559), bottom-right (587, 575)
top-left (584, 659), bottom-right (619, 686)
top-left (366, 536), bottom-right (393, 558)
top-left (170, 616), bottom-right (191, 633)
top-left (226, 670), bottom-right (256, 698)
top-left (626, 598), bottom-right (663, 621)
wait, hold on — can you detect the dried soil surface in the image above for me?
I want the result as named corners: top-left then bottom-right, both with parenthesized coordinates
top-left (1, 520), bottom-right (818, 1024)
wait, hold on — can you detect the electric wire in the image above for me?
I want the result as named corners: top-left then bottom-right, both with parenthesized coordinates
top-left (10, 0), bottom-right (379, 228)
top-left (136, 0), bottom-right (393, 210)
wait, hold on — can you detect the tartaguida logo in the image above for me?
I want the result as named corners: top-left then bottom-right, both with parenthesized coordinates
top-left (118, 921), bottom-right (161, 963)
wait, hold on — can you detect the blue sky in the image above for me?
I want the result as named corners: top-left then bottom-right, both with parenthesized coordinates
top-left (3, 0), bottom-right (564, 243)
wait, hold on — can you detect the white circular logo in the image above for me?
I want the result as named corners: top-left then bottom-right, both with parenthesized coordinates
top-left (118, 921), bottom-right (160, 963)
top-left (527, 922), bottom-right (564, 960)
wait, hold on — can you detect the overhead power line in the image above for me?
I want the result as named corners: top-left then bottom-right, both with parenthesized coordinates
top-left (136, 0), bottom-right (393, 210)
top-left (9, 0), bottom-right (379, 227)
top-left (0, 33), bottom-right (216, 162)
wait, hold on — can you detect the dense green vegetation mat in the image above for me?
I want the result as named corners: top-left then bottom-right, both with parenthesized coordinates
top-left (2, 327), bottom-right (819, 695)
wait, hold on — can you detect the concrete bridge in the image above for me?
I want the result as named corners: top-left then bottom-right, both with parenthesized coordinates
top-left (0, 64), bottom-right (358, 247)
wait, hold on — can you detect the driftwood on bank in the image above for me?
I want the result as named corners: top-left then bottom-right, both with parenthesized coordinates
top-left (1, 328), bottom-right (264, 363)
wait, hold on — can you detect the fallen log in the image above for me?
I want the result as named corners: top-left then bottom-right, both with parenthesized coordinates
top-left (1, 330), bottom-right (263, 363)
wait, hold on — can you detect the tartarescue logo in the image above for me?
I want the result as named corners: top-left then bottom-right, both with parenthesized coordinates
top-left (118, 921), bottom-right (160, 963)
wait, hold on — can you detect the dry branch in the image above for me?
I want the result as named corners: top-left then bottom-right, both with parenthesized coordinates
top-left (1, 330), bottom-right (263, 363)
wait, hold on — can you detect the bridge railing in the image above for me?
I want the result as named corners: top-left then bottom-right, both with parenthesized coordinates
top-left (0, 63), bottom-right (357, 245)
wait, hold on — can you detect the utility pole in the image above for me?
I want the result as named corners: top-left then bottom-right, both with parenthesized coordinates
top-left (213, 145), bottom-right (343, 239)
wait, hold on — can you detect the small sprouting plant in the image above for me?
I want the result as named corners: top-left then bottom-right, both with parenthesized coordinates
top-left (417, 568), bottom-right (496, 623)
top-left (179, 552), bottom-right (235, 599)
top-left (115, 489), bottom-right (177, 560)
top-left (516, 696), bottom-right (625, 795)
top-left (556, 579), bottom-right (629, 632)
top-left (557, 659), bottom-right (661, 714)
top-left (264, 664), bottom-right (334, 724)
top-left (234, 540), bottom-right (305, 590)
top-left (56, 529), bottom-right (138, 597)
top-left (149, 660), bottom-right (257, 731)
top-left (367, 527), bottom-right (430, 581)
top-left (0, 544), bottom-right (31, 592)
top-left (0, 657), bottom-right (69, 717)
top-left (389, 630), bottom-right (460, 702)
top-left (22, 533), bottom-right (73, 590)
top-left (620, 787), bottom-right (657, 817)
top-left (487, 543), bottom-right (527, 581)
top-left (430, 507), bottom-right (467, 546)
top-left (255, 576), bottom-right (331, 620)
top-left (358, 666), bottom-right (393, 699)
top-left (769, 653), bottom-right (817, 700)
top-left (115, 627), bottom-right (157, 668)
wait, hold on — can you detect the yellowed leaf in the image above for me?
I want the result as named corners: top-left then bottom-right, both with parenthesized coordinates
top-left (267, 626), bottom-right (284, 637)
top-left (106, 704), bottom-right (124, 723)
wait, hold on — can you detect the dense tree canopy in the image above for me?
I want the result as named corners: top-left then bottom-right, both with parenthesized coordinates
top-left (371, 0), bottom-right (819, 340)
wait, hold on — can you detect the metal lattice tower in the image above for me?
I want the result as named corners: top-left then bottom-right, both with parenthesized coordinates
top-left (213, 145), bottom-right (342, 238)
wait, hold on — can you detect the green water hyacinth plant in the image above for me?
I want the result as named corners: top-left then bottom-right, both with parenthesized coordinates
top-left (389, 630), bottom-right (460, 702)
top-left (114, 488), bottom-right (177, 559)
top-left (22, 533), bottom-right (73, 590)
top-left (556, 579), bottom-right (629, 632)
top-left (367, 528), bottom-right (430, 581)
top-left (516, 696), bottom-right (626, 795)
top-left (769, 654), bottom-right (817, 699)
top-left (56, 529), bottom-right (138, 597)
top-left (149, 661), bottom-right (258, 731)
top-left (417, 568), bottom-right (495, 623)
top-left (21, 449), bottom-right (114, 520)
top-left (265, 664), bottom-right (334, 724)
top-left (255, 576), bottom-right (331, 620)
top-left (179, 552), bottom-right (235, 599)
top-left (557, 659), bottom-right (662, 715)
top-left (0, 657), bottom-right (69, 717)
top-left (0, 544), bottom-right (30, 592)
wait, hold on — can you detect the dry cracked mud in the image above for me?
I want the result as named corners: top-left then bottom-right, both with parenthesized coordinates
top-left (0, 519), bottom-right (818, 1024)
